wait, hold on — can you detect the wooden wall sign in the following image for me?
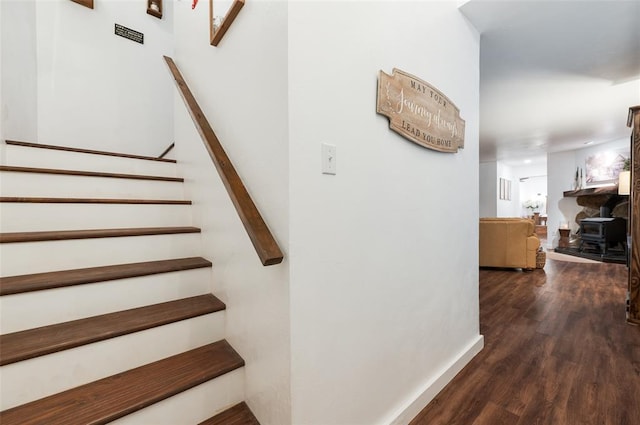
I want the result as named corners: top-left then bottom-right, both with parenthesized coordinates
top-left (114, 24), bottom-right (144, 44)
top-left (377, 68), bottom-right (465, 153)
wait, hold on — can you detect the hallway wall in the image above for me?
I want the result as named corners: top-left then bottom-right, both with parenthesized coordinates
top-left (288, 2), bottom-right (482, 424)
top-left (172, 1), bottom-right (291, 424)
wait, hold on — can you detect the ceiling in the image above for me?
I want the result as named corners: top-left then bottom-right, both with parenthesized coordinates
top-left (460, 0), bottom-right (640, 164)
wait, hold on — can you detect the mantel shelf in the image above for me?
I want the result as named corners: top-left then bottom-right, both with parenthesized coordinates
top-left (563, 186), bottom-right (626, 198)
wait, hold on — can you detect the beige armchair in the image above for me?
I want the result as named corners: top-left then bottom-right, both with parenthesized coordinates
top-left (479, 218), bottom-right (540, 270)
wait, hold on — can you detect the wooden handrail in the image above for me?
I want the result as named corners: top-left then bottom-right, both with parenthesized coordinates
top-left (163, 56), bottom-right (283, 266)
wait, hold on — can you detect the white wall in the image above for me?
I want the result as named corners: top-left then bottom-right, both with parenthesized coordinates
top-left (574, 138), bottom-right (629, 181)
top-left (1, 0), bottom-right (174, 156)
top-left (480, 160), bottom-right (522, 217)
top-left (519, 175), bottom-right (547, 215)
top-left (479, 161), bottom-right (496, 217)
top-left (1, 0), bottom-right (38, 143)
top-left (547, 150), bottom-right (581, 247)
top-left (514, 162), bottom-right (547, 217)
top-left (172, 1), bottom-right (291, 424)
top-left (289, 2), bottom-right (481, 424)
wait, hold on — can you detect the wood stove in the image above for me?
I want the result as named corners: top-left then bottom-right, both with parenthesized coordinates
top-left (579, 217), bottom-right (626, 255)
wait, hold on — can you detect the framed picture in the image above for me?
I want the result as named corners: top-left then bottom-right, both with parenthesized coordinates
top-left (499, 178), bottom-right (511, 200)
top-left (585, 149), bottom-right (629, 186)
top-left (210, 0), bottom-right (245, 46)
top-left (70, 0), bottom-right (94, 9)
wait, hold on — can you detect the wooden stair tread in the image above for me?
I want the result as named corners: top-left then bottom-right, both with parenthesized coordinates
top-left (199, 402), bottom-right (260, 425)
top-left (0, 340), bottom-right (244, 425)
top-left (0, 257), bottom-right (212, 296)
top-left (0, 165), bottom-right (183, 181)
top-left (0, 196), bottom-right (191, 204)
top-left (0, 226), bottom-right (200, 243)
top-left (5, 140), bottom-right (177, 163)
top-left (0, 294), bottom-right (225, 366)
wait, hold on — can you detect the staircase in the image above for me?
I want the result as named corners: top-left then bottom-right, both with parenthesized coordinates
top-left (0, 140), bottom-right (260, 424)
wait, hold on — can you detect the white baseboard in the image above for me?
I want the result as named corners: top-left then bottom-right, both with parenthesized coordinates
top-left (386, 334), bottom-right (485, 425)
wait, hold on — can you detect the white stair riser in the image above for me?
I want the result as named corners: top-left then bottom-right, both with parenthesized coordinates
top-left (0, 268), bottom-right (213, 333)
top-left (4, 145), bottom-right (178, 177)
top-left (0, 315), bottom-right (225, 410)
top-left (0, 233), bottom-right (202, 276)
top-left (1, 172), bottom-right (185, 200)
top-left (109, 369), bottom-right (245, 425)
top-left (0, 203), bottom-right (192, 232)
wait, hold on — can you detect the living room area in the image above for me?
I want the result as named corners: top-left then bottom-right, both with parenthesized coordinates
top-left (411, 2), bottom-right (640, 423)
top-left (480, 132), bottom-right (631, 268)
top-left (470, 0), bottom-right (638, 280)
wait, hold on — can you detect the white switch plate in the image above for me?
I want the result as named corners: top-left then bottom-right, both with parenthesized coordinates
top-left (322, 143), bottom-right (336, 175)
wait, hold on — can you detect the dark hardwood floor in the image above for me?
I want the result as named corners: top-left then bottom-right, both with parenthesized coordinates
top-left (411, 259), bottom-right (640, 425)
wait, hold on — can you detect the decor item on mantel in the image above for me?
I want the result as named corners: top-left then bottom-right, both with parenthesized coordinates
top-left (209, 0), bottom-right (245, 46)
top-left (70, 0), bottom-right (93, 9)
top-left (574, 166), bottom-right (585, 190)
top-left (147, 0), bottom-right (163, 19)
top-left (376, 68), bottom-right (466, 153)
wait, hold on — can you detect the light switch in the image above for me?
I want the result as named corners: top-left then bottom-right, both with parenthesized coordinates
top-left (322, 143), bottom-right (336, 175)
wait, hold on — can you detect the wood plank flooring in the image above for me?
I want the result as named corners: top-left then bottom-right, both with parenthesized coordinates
top-left (410, 259), bottom-right (640, 425)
